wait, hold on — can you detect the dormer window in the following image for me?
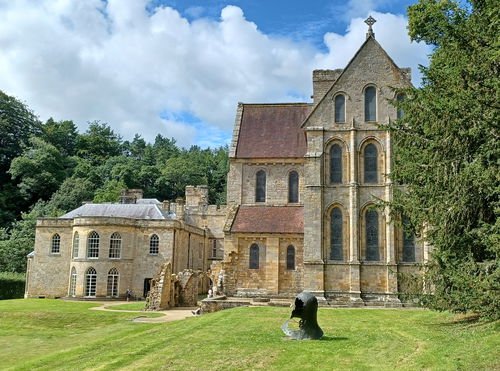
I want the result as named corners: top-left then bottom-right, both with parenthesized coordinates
top-left (334, 94), bottom-right (345, 123)
top-left (364, 86), bottom-right (377, 121)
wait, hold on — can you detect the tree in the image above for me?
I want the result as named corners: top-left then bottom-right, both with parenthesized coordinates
top-left (41, 118), bottom-right (79, 156)
top-left (387, 0), bottom-right (499, 318)
top-left (93, 180), bottom-right (127, 203)
top-left (76, 121), bottom-right (122, 164)
top-left (8, 137), bottom-right (69, 202)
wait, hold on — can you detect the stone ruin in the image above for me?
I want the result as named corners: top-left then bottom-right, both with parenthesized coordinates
top-left (145, 262), bottom-right (210, 311)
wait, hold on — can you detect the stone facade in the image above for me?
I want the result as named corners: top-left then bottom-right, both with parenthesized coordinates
top-left (25, 186), bottom-right (226, 300)
top-left (218, 30), bottom-right (428, 305)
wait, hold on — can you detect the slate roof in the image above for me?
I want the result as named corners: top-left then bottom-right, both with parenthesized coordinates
top-left (136, 198), bottom-right (161, 205)
top-left (235, 103), bottom-right (311, 158)
top-left (59, 203), bottom-right (167, 220)
top-left (230, 206), bottom-right (304, 233)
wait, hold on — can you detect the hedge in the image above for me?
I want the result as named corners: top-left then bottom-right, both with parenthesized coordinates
top-left (0, 272), bottom-right (25, 300)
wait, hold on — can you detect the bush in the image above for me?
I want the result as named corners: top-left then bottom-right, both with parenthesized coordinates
top-left (0, 272), bottom-right (25, 299)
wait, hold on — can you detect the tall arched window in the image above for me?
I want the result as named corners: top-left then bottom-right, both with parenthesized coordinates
top-left (365, 209), bottom-right (379, 261)
top-left (396, 93), bottom-right (405, 119)
top-left (330, 208), bottom-right (343, 260)
top-left (288, 171), bottom-right (299, 203)
top-left (85, 267), bottom-right (97, 297)
top-left (330, 144), bottom-right (342, 184)
top-left (69, 267), bottom-right (77, 297)
top-left (109, 232), bottom-right (121, 259)
top-left (286, 245), bottom-right (295, 270)
top-left (107, 268), bottom-right (119, 298)
top-left (87, 231), bottom-right (99, 258)
top-left (51, 234), bottom-right (60, 254)
top-left (364, 143), bottom-right (378, 183)
top-left (255, 170), bottom-right (266, 202)
top-left (149, 234), bottom-right (159, 255)
top-left (364, 86), bottom-right (377, 121)
top-left (72, 232), bottom-right (79, 259)
top-left (249, 243), bottom-right (259, 269)
top-left (335, 94), bottom-right (345, 123)
top-left (402, 215), bottom-right (415, 262)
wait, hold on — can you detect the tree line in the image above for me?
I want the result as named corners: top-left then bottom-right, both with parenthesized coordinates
top-left (0, 91), bottom-right (228, 273)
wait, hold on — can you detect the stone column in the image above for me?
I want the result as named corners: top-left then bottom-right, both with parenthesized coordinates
top-left (348, 127), bottom-right (362, 303)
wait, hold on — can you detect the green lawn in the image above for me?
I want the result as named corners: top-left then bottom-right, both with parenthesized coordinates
top-left (104, 302), bottom-right (147, 311)
top-left (0, 299), bottom-right (498, 370)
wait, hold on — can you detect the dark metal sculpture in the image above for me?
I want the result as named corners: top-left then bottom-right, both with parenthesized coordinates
top-left (281, 291), bottom-right (323, 340)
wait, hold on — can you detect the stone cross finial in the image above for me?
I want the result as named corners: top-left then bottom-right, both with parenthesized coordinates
top-left (365, 15), bottom-right (376, 39)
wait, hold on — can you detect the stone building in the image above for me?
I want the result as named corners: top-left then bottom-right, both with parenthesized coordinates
top-left (217, 19), bottom-right (429, 304)
top-left (25, 187), bottom-right (227, 299)
top-left (26, 19), bottom-right (428, 305)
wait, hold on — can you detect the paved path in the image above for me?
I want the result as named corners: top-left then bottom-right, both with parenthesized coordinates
top-left (88, 301), bottom-right (198, 323)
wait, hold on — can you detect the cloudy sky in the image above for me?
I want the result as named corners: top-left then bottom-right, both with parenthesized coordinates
top-left (0, 0), bottom-right (431, 148)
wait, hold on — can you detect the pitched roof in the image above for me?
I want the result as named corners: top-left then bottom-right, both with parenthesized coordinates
top-left (59, 203), bottom-right (167, 220)
top-left (235, 103), bottom-right (311, 158)
top-left (230, 206), bottom-right (304, 233)
top-left (301, 35), bottom-right (412, 128)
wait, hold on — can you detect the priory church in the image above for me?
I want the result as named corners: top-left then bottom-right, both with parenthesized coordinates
top-left (25, 18), bottom-right (428, 305)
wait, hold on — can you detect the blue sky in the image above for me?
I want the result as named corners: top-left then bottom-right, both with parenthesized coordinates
top-left (0, 0), bottom-right (429, 148)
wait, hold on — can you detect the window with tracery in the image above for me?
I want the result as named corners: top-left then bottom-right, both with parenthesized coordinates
top-left (249, 244), bottom-right (259, 269)
top-left (402, 215), bottom-right (416, 262)
top-left (330, 144), bottom-right (342, 184)
top-left (255, 170), bottom-right (266, 202)
top-left (288, 171), bottom-right (299, 203)
top-left (286, 245), bottom-right (295, 270)
top-left (364, 143), bottom-right (378, 183)
top-left (330, 208), bottom-right (343, 260)
top-left (365, 86), bottom-right (377, 121)
top-left (87, 231), bottom-right (99, 258)
top-left (365, 209), bottom-right (379, 261)
top-left (149, 234), bottom-right (159, 255)
top-left (107, 268), bottom-right (119, 297)
top-left (109, 232), bottom-right (121, 259)
top-left (85, 267), bottom-right (97, 297)
top-left (51, 234), bottom-right (60, 254)
top-left (335, 94), bottom-right (345, 123)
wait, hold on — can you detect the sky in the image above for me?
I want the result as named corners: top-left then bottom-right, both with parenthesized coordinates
top-left (0, 0), bottom-right (431, 148)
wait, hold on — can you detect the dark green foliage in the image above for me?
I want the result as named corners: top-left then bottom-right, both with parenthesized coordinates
top-left (0, 272), bottom-right (25, 299)
top-left (387, 0), bottom-right (499, 318)
top-left (0, 93), bottom-right (229, 274)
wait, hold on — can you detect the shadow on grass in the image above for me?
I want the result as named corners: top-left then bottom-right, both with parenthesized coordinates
top-left (320, 336), bottom-right (349, 341)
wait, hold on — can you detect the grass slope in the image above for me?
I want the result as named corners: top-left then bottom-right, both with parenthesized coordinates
top-left (104, 302), bottom-right (147, 311)
top-left (0, 299), bottom-right (498, 370)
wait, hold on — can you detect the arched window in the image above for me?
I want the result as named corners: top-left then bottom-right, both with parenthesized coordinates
top-left (335, 94), bottom-right (345, 123)
top-left (109, 232), bottom-right (121, 259)
top-left (288, 171), bottom-right (299, 203)
top-left (85, 267), bottom-right (97, 297)
top-left (87, 231), bottom-right (99, 258)
top-left (330, 144), bottom-right (342, 184)
top-left (149, 234), bottom-right (159, 255)
top-left (330, 208), bottom-right (343, 260)
top-left (402, 215), bottom-right (415, 262)
top-left (364, 143), bottom-right (378, 183)
top-left (255, 170), bottom-right (266, 202)
top-left (286, 245), bottom-right (295, 270)
top-left (72, 232), bottom-right (79, 259)
top-left (51, 234), bottom-right (60, 254)
top-left (365, 209), bottom-right (379, 261)
top-left (249, 243), bottom-right (259, 269)
top-left (396, 93), bottom-right (405, 119)
top-left (364, 86), bottom-right (377, 121)
top-left (69, 267), bottom-right (77, 297)
top-left (107, 268), bottom-right (119, 298)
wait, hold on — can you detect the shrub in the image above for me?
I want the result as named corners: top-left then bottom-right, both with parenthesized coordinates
top-left (0, 272), bottom-right (25, 299)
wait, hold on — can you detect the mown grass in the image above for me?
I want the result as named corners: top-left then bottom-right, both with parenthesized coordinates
top-left (104, 302), bottom-right (147, 311)
top-left (0, 299), bottom-right (498, 370)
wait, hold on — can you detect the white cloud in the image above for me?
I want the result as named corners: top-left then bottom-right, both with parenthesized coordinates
top-left (0, 1), bottom-right (430, 147)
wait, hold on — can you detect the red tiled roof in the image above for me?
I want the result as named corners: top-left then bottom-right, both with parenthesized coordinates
top-left (231, 206), bottom-right (304, 233)
top-left (235, 104), bottom-right (311, 158)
